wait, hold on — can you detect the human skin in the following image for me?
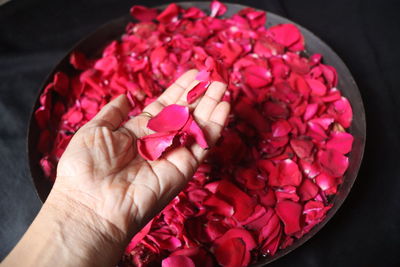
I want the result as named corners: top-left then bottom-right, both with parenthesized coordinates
top-left (2, 69), bottom-right (230, 267)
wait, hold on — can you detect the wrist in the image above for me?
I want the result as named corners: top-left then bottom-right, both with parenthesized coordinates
top-left (40, 189), bottom-right (128, 266)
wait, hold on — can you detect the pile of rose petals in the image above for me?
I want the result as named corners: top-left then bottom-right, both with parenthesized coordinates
top-left (34, 1), bottom-right (354, 266)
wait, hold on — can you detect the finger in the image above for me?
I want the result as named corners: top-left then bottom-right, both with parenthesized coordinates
top-left (143, 69), bottom-right (199, 116)
top-left (191, 101), bottom-right (231, 162)
top-left (193, 81), bottom-right (227, 122)
top-left (151, 147), bottom-right (199, 187)
top-left (83, 95), bottom-right (131, 130)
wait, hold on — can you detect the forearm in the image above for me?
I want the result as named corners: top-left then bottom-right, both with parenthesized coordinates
top-left (2, 191), bottom-right (128, 267)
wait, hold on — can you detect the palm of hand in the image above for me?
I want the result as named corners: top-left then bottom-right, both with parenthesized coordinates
top-left (52, 70), bottom-right (229, 238)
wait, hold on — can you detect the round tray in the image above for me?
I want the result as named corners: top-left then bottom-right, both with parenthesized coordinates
top-left (27, 2), bottom-right (366, 266)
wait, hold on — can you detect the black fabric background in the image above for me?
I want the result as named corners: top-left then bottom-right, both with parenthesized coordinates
top-left (1, 0), bottom-right (400, 266)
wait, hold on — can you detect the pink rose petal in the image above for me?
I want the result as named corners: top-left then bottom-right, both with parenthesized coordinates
top-left (130, 5), bottom-right (158, 22)
top-left (137, 131), bottom-right (177, 161)
top-left (318, 149), bottom-right (349, 177)
top-left (326, 131), bottom-right (354, 154)
top-left (269, 24), bottom-right (304, 51)
top-left (269, 159), bottom-right (302, 187)
top-left (157, 3), bottom-right (180, 23)
top-left (243, 65), bottom-right (272, 88)
top-left (162, 255), bottom-right (195, 267)
top-left (147, 104), bottom-right (189, 132)
top-left (210, 0), bottom-right (227, 17)
top-left (187, 81), bottom-right (211, 104)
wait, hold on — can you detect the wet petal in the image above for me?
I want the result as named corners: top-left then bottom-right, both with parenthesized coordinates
top-left (275, 200), bottom-right (302, 235)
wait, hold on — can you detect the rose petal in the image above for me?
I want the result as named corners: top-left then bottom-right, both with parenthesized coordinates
top-left (216, 180), bottom-right (256, 222)
top-left (210, 0), bottom-right (227, 17)
top-left (213, 228), bottom-right (256, 267)
top-left (243, 65), bottom-right (272, 88)
top-left (162, 255), bottom-right (195, 267)
top-left (305, 78), bottom-right (327, 96)
top-left (290, 138), bottom-right (314, 159)
top-left (137, 131), bottom-right (177, 161)
top-left (269, 24), bottom-right (304, 51)
top-left (318, 149), bottom-right (349, 177)
top-left (271, 120), bottom-right (292, 137)
top-left (214, 238), bottom-right (245, 267)
top-left (130, 5), bottom-right (158, 22)
top-left (53, 72), bottom-right (69, 96)
top-left (156, 3), bottom-right (180, 23)
top-left (187, 81), bottom-right (211, 104)
top-left (326, 131), bottom-right (354, 154)
top-left (298, 178), bottom-right (319, 201)
top-left (269, 159), bottom-right (302, 187)
top-left (147, 104), bottom-right (189, 132)
top-left (275, 200), bottom-right (302, 235)
top-left (181, 116), bottom-right (209, 149)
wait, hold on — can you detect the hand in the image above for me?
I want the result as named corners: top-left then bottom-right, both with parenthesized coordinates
top-left (51, 69), bottom-right (230, 245)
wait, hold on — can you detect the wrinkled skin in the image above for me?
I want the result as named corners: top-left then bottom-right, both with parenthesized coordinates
top-left (53, 69), bottom-right (230, 243)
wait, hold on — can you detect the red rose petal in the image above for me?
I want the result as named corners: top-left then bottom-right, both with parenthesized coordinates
top-left (171, 248), bottom-right (213, 267)
top-left (290, 138), bottom-right (314, 159)
top-left (315, 172), bottom-right (337, 191)
top-left (303, 103), bottom-right (318, 121)
top-left (187, 81), bottom-right (211, 104)
top-left (69, 51), bottom-right (90, 70)
top-left (53, 72), bottom-right (69, 96)
top-left (243, 65), bottom-right (272, 88)
top-left (137, 131), bottom-right (177, 161)
top-left (213, 228), bottom-right (256, 267)
top-left (305, 78), bottom-right (327, 96)
top-left (130, 5), bottom-right (158, 22)
top-left (156, 3), bottom-right (180, 23)
top-left (181, 116), bottom-right (209, 149)
top-left (210, 0), bottom-right (227, 17)
top-left (318, 149), bottom-right (349, 177)
top-left (216, 180), bottom-right (256, 222)
top-left (330, 97), bottom-right (353, 128)
top-left (147, 104), bottom-right (189, 132)
top-left (271, 120), bottom-right (292, 137)
top-left (203, 195), bottom-right (234, 217)
top-left (269, 159), bottom-right (302, 187)
top-left (162, 255), bottom-right (195, 267)
top-left (298, 178), bottom-right (319, 201)
top-left (326, 131), bottom-right (354, 154)
top-left (303, 200), bottom-right (331, 225)
top-left (275, 200), bottom-right (302, 235)
top-left (269, 24), bottom-right (304, 51)
top-left (234, 99), bottom-right (269, 132)
top-left (94, 55), bottom-right (118, 76)
top-left (259, 211), bottom-right (282, 255)
top-left (214, 238), bottom-right (245, 267)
